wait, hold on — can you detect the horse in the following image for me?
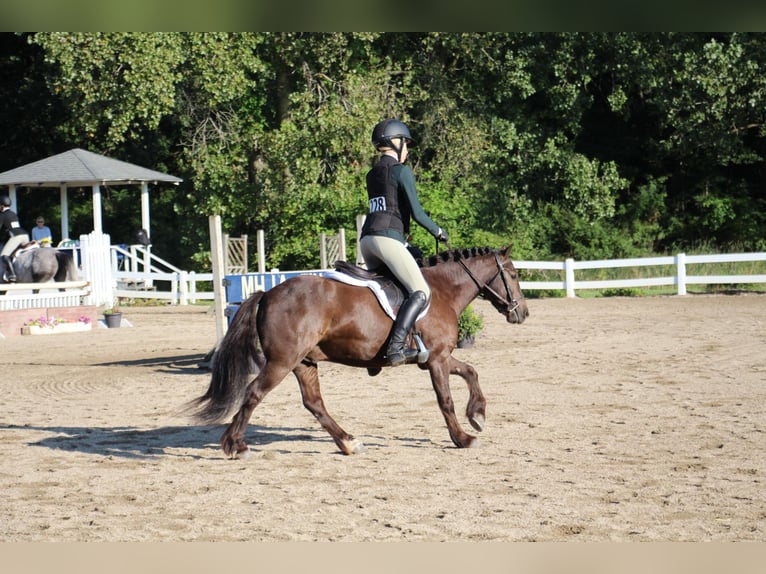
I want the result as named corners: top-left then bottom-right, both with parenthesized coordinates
top-left (0, 246), bottom-right (79, 285)
top-left (188, 246), bottom-right (529, 458)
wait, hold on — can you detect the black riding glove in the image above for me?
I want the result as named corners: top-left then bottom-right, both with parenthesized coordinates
top-left (436, 228), bottom-right (449, 243)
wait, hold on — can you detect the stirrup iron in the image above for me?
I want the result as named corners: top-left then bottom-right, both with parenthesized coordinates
top-left (413, 334), bottom-right (430, 364)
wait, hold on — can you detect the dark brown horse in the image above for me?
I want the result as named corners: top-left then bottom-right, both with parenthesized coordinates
top-left (189, 246), bottom-right (528, 457)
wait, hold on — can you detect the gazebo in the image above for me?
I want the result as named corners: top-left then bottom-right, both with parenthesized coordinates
top-left (0, 148), bottom-right (182, 242)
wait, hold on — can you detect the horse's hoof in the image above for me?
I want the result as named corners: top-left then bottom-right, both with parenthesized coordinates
top-left (342, 439), bottom-right (366, 455)
top-left (469, 413), bottom-right (485, 432)
top-left (235, 447), bottom-right (252, 460)
top-left (468, 438), bottom-right (481, 449)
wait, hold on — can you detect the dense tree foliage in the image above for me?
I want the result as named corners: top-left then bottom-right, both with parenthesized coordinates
top-left (1, 32), bottom-right (764, 271)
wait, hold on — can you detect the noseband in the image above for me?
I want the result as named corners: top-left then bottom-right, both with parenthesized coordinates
top-left (456, 251), bottom-right (524, 322)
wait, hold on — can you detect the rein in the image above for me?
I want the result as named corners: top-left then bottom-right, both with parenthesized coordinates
top-left (453, 249), bottom-right (523, 322)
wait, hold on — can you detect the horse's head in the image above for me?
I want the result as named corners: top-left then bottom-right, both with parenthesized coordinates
top-left (482, 246), bottom-right (528, 324)
top-left (424, 246), bottom-right (529, 324)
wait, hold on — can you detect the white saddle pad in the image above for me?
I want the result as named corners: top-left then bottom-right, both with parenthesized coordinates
top-left (323, 270), bottom-right (429, 321)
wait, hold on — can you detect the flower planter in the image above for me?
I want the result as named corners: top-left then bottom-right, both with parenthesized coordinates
top-left (104, 312), bottom-right (122, 328)
top-left (21, 322), bottom-right (92, 336)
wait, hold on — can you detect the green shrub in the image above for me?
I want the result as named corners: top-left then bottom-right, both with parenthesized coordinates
top-left (457, 304), bottom-right (484, 342)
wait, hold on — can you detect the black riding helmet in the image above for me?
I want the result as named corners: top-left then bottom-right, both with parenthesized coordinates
top-left (371, 119), bottom-right (414, 162)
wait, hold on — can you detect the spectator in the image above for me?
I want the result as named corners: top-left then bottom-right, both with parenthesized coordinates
top-left (31, 216), bottom-right (53, 245)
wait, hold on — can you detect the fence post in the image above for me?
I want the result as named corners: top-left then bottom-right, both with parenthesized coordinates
top-left (179, 270), bottom-right (188, 305)
top-left (209, 215), bottom-right (228, 342)
top-left (169, 272), bottom-right (178, 305)
top-left (320, 233), bottom-right (328, 269)
top-left (676, 252), bottom-right (687, 295)
top-left (257, 229), bottom-right (266, 274)
top-left (338, 228), bottom-right (346, 262)
top-left (565, 258), bottom-right (576, 298)
top-left (188, 271), bottom-right (197, 304)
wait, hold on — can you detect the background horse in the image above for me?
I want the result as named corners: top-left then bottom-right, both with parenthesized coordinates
top-left (189, 246), bottom-right (529, 458)
top-left (0, 247), bottom-right (78, 285)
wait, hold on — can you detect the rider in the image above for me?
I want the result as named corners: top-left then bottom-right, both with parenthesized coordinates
top-left (0, 195), bottom-right (30, 283)
top-left (359, 119), bottom-right (449, 366)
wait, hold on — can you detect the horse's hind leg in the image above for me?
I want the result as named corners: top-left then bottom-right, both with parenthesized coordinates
top-left (293, 362), bottom-right (365, 455)
top-left (220, 363), bottom-right (290, 459)
top-left (448, 356), bottom-right (486, 432)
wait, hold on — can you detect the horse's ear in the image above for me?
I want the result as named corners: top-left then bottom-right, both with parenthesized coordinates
top-left (501, 245), bottom-right (513, 258)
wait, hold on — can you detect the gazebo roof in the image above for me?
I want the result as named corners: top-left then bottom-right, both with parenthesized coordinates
top-left (0, 148), bottom-right (182, 187)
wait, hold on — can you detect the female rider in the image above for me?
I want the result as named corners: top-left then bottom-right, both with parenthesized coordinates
top-left (359, 119), bottom-right (449, 366)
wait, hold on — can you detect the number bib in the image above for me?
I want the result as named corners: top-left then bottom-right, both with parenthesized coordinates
top-left (369, 197), bottom-right (387, 213)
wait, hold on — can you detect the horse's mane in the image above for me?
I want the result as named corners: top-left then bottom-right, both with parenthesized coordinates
top-left (417, 246), bottom-right (494, 268)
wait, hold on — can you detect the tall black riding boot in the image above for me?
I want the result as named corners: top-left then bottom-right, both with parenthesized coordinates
top-left (2, 255), bottom-right (15, 282)
top-left (385, 290), bottom-right (427, 367)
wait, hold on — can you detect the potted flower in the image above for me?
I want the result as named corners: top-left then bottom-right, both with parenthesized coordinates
top-left (457, 304), bottom-right (484, 348)
top-left (103, 307), bottom-right (123, 328)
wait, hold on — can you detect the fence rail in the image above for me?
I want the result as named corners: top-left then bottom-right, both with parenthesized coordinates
top-left (113, 251), bottom-right (766, 304)
top-left (113, 270), bottom-right (214, 304)
top-left (0, 280), bottom-right (91, 310)
top-left (4, 249), bottom-right (763, 310)
top-left (515, 252), bottom-right (766, 297)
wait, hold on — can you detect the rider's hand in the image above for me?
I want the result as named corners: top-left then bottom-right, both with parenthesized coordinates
top-left (436, 228), bottom-right (449, 243)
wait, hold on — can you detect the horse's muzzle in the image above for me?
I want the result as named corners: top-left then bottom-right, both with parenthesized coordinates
top-left (507, 300), bottom-right (529, 324)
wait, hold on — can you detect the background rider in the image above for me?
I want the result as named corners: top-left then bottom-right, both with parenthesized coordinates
top-left (0, 195), bottom-right (30, 282)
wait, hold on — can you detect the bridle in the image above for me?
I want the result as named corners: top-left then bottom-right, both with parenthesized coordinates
top-left (455, 249), bottom-right (524, 322)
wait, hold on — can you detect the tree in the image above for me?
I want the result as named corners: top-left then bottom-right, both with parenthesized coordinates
top-left (11, 32), bottom-right (766, 270)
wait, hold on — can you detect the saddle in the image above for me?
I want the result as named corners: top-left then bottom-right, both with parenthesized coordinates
top-left (331, 260), bottom-right (431, 372)
top-left (333, 260), bottom-right (406, 315)
top-left (13, 241), bottom-right (40, 259)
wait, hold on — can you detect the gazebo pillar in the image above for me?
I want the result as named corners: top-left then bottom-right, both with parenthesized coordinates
top-left (140, 182), bottom-right (151, 238)
top-left (60, 185), bottom-right (69, 240)
top-left (140, 181), bottom-right (152, 275)
top-left (91, 184), bottom-right (103, 234)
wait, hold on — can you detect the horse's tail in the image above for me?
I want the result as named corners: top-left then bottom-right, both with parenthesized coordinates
top-left (55, 250), bottom-right (79, 281)
top-left (186, 292), bottom-right (266, 424)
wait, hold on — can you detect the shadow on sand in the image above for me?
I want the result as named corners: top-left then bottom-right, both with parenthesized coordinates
top-left (1, 422), bottom-right (337, 460)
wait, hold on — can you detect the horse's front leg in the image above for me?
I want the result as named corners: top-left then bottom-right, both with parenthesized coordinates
top-left (293, 362), bottom-right (366, 455)
top-left (428, 358), bottom-right (478, 449)
top-left (448, 356), bottom-right (486, 432)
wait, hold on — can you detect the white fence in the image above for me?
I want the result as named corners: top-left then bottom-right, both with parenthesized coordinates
top-left (8, 230), bottom-right (763, 312)
top-left (91, 247), bottom-right (766, 304)
top-left (515, 252), bottom-right (766, 297)
top-left (110, 243), bottom-right (214, 305)
top-left (79, 231), bottom-right (113, 307)
top-left (75, 231), bottom-right (214, 307)
top-left (0, 280), bottom-right (91, 311)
